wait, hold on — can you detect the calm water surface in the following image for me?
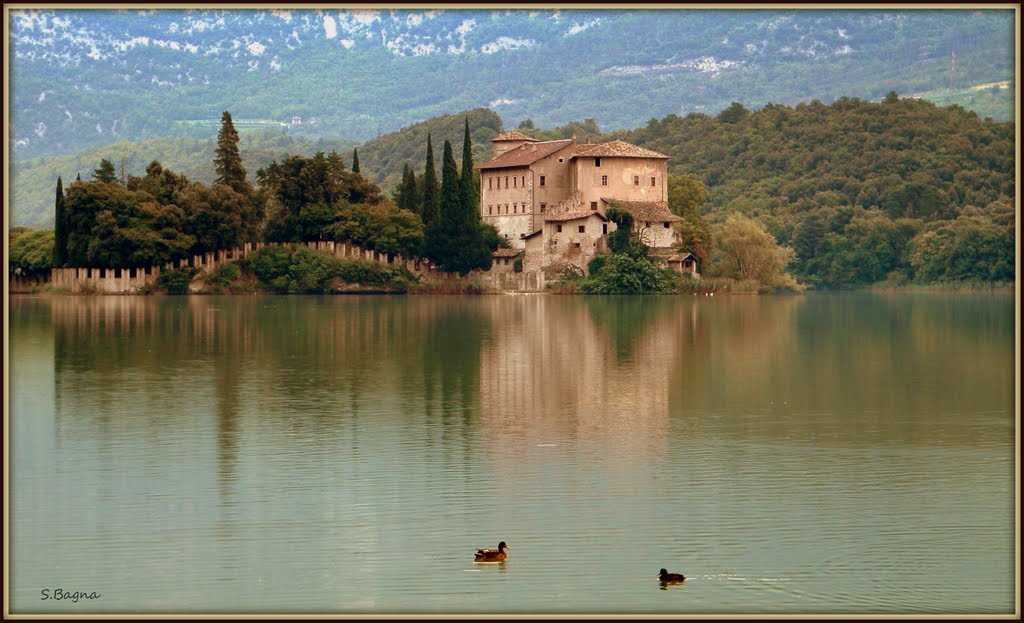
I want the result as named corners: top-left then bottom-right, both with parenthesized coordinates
top-left (9, 292), bottom-right (1016, 614)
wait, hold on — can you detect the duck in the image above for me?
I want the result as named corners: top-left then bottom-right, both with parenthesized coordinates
top-left (474, 541), bottom-right (509, 562)
top-left (658, 569), bottom-right (686, 583)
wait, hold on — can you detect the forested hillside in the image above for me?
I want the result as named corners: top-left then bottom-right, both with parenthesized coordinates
top-left (599, 95), bottom-right (1015, 287)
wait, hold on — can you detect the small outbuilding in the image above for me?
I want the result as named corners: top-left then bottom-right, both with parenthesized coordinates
top-left (491, 248), bottom-right (524, 272)
top-left (667, 252), bottom-right (700, 278)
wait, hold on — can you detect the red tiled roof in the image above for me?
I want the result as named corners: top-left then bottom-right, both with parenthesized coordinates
top-left (544, 210), bottom-right (609, 223)
top-left (492, 248), bottom-right (524, 258)
top-left (492, 130), bottom-right (538, 142)
top-left (668, 253), bottom-right (696, 262)
top-left (478, 139), bottom-right (575, 170)
top-left (571, 140), bottom-right (670, 160)
top-left (602, 198), bottom-right (683, 222)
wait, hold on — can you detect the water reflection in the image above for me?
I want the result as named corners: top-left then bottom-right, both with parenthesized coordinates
top-left (9, 292), bottom-right (1015, 613)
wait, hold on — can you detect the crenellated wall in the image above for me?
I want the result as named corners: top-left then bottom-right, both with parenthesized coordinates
top-left (42, 240), bottom-right (545, 293)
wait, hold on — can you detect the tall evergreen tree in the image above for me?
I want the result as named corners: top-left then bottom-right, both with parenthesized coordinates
top-left (460, 117), bottom-right (478, 220)
top-left (214, 111), bottom-right (247, 193)
top-left (395, 163), bottom-right (418, 213)
top-left (54, 176), bottom-right (67, 267)
top-left (351, 148), bottom-right (360, 174)
top-left (425, 140), bottom-right (492, 275)
top-left (420, 133), bottom-right (440, 226)
top-left (92, 159), bottom-right (117, 184)
top-left (76, 172), bottom-right (81, 182)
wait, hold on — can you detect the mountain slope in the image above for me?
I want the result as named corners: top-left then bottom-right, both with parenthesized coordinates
top-left (9, 8), bottom-right (1015, 160)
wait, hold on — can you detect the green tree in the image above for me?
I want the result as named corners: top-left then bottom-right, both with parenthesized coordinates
top-left (424, 140), bottom-right (491, 274)
top-left (8, 227), bottom-right (55, 278)
top-left (711, 213), bottom-right (798, 288)
top-left (420, 133), bottom-right (440, 226)
top-left (92, 159), bottom-right (117, 184)
top-left (460, 117), bottom-right (478, 220)
top-left (667, 173), bottom-right (711, 263)
top-left (716, 102), bottom-right (750, 124)
top-left (54, 177), bottom-right (67, 267)
top-left (605, 206), bottom-right (635, 254)
top-left (667, 173), bottom-right (708, 218)
top-left (64, 178), bottom-right (194, 267)
top-left (394, 163), bottom-right (418, 213)
top-left (351, 147), bottom-right (360, 174)
top-left (214, 111), bottom-right (247, 193)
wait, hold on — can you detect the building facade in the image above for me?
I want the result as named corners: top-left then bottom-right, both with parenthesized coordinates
top-left (478, 131), bottom-right (683, 272)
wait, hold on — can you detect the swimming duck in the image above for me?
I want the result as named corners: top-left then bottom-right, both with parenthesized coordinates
top-left (658, 569), bottom-right (686, 583)
top-left (474, 541), bottom-right (509, 562)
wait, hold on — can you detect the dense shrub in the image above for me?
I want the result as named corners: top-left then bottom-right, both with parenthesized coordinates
top-left (208, 262), bottom-right (241, 286)
top-left (157, 268), bottom-right (199, 294)
top-left (577, 254), bottom-right (677, 294)
top-left (243, 245), bottom-right (417, 293)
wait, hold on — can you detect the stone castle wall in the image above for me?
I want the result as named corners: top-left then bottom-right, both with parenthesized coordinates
top-left (44, 241), bottom-right (547, 294)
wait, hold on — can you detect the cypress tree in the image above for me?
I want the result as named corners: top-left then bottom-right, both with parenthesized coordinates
top-left (426, 140), bottom-right (492, 275)
top-left (214, 111), bottom-right (247, 193)
top-left (54, 176), bottom-right (67, 267)
top-left (92, 159), bottom-right (117, 184)
top-left (396, 163), bottom-right (418, 213)
top-left (420, 133), bottom-right (439, 226)
top-left (351, 148), bottom-right (360, 174)
top-left (76, 172), bottom-right (81, 182)
top-left (460, 117), bottom-right (478, 220)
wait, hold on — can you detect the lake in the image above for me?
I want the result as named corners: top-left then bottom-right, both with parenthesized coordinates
top-left (8, 292), bottom-right (1016, 614)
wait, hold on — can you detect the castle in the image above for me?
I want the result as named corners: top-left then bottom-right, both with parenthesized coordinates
top-left (477, 131), bottom-right (694, 275)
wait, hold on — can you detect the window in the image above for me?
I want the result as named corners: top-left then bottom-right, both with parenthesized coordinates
top-left (664, 222), bottom-right (670, 228)
top-left (601, 175), bottom-right (608, 186)
top-left (505, 204), bottom-right (509, 214)
top-left (573, 242), bottom-right (581, 248)
top-left (602, 223), bottom-right (608, 234)
top-left (650, 176), bottom-right (656, 186)
top-left (556, 224), bottom-right (563, 233)
top-left (488, 177), bottom-right (493, 190)
top-left (521, 175), bottom-right (525, 187)
top-left (633, 175), bottom-right (640, 186)
top-left (513, 203), bottom-right (517, 213)
top-left (505, 176), bottom-right (509, 188)
top-left (488, 205), bottom-right (493, 215)
top-left (558, 157), bottom-right (564, 163)
top-left (513, 176), bottom-right (517, 188)
top-left (590, 202), bottom-right (598, 210)
top-left (540, 203), bottom-right (546, 213)
top-left (578, 225), bottom-right (586, 233)
top-left (595, 158), bottom-right (601, 167)
top-left (539, 175), bottom-right (546, 187)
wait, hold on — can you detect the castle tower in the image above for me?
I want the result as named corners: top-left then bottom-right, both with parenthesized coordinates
top-left (490, 130), bottom-right (539, 159)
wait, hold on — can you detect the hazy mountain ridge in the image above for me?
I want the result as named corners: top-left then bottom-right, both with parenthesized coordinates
top-left (10, 8), bottom-right (1014, 160)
